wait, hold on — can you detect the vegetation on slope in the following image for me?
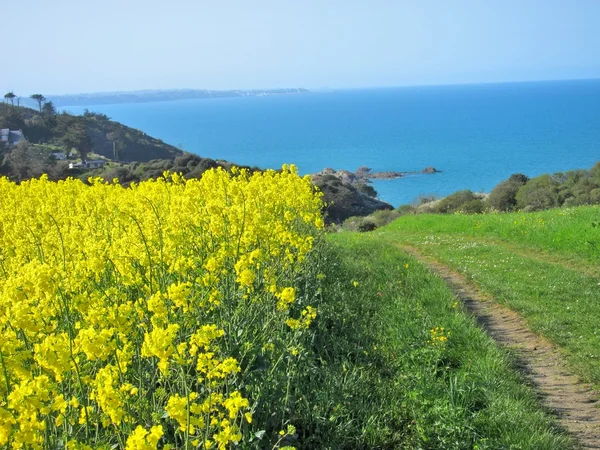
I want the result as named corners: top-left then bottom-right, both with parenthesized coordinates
top-left (309, 234), bottom-right (571, 449)
top-left (380, 205), bottom-right (600, 389)
top-left (341, 161), bottom-right (600, 233)
top-left (0, 103), bottom-right (183, 163)
top-left (0, 168), bottom-right (573, 448)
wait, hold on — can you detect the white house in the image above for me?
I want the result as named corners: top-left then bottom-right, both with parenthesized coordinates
top-left (0, 129), bottom-right (24, 146)
top-left (69, 160), bottom-right (106, 170)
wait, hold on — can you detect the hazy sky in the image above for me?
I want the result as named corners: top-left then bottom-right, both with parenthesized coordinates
top-left (3, 0), bottom-right (600, 95)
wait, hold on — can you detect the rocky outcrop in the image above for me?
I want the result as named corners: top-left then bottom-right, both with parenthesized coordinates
top-left (315, 166), bottom-right (440, 184)
top-left (311, 165), bottom-right (440, 223)
top-left (312, 174), bottom-right (393, 224)
top-left (368, 171), bottom-right (406, 179)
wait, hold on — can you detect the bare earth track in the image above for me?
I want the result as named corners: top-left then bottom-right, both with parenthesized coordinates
top-left (402, 245), bottom-right (600, 449)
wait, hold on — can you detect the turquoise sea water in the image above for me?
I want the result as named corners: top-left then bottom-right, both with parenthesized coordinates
top-left (65, 79), bottom-right (600, 206)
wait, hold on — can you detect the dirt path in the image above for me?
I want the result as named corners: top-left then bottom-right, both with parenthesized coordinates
top-left (402, 245), bottom-right (600, 449)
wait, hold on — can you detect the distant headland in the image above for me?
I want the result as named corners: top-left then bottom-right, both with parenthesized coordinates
top-left (29, 88), bottom-right (309, 108)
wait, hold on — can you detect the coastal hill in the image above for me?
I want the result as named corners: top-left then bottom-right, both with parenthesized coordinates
top-left (0, 103), bottom-right (182, 162)
top-left (0, 102), bottom-right (392, 223)
top-left (24, 88), bottom-right (309, 108)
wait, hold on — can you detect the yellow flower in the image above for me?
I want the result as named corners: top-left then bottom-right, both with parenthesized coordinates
top-left (125, 425), bottom-right (163, 450)
top-left (0, 166), bottom-right (323, 447)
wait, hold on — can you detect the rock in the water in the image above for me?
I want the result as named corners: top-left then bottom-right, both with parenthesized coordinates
top-left (367, 171), bottom-right (405, 179)
top-left (422, 166), bottom-right (440, 174)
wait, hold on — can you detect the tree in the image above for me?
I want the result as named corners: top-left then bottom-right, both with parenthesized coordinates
top-left (0, 107), bottom-right (25, 130)
top-left (4, 92), bottom-right (16, 105)
top-left (30, 94), bottom-right (46, 112)
top-left (41, 101), bottom-right (57, 116)
top-left (487, 173), bottom-right (529, 211)
top-left (61, 122), bottom-right (93, 162)
top-left (6, 140), bottom-right (51, 181)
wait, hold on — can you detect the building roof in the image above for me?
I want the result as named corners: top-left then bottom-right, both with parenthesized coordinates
top-left (8, 130), bottom-right (23, 142)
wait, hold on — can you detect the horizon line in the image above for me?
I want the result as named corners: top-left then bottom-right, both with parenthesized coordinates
top-left (7, 76), bottom-right (600, 98)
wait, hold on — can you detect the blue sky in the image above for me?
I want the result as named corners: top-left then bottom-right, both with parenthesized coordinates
top-left (3, 0), bottom-right (600, 95)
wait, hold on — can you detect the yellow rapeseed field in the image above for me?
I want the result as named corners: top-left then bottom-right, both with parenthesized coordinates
top-left (0, 165), bottom-right (323, 449)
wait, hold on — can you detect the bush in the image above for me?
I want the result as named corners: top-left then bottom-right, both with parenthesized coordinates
top-left (413, 194), bottom-right (440, 206)
top-left (459, 199), bottom-right (485, 214)
top-left (342, 216), bottom-right (377, 232)
top-left (434, 190), bottom-right (481, 214)
top-left (487, 174), bottom-right (528, 211)
top-left (357, 220), bottom-right (377, 232)
top-left (370, 209), bottom-right (401, 227)
top-left (516, 174), bottom-right (561, 211)
top-left (397, 204), bottom-right (415, 216)
top-left (100, 166), bottom-right (137, 184)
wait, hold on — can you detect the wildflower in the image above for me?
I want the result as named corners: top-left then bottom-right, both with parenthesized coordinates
top-left (125, 425), bottom-right (163, 450)
top-left (0, 166), bottom-right (323, 447)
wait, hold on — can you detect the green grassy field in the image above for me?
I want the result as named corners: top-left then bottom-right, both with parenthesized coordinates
top-left (383, 206), bottom-right (600, 267)
top-left (374, 206), bottom-right (600, 388)
top-left (308, 234), bottom-right (572, 448)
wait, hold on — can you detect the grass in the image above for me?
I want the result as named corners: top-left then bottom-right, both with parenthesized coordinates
top-left (376, 206), bottom-right (600, 388)
top-left (302, 233), bottom-right (572, 448)
top-left (384, 205), bottom-right (600, 265)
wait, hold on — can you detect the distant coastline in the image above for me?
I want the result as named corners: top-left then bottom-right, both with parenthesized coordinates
top-left (29, 88), bottom-right (309, 108)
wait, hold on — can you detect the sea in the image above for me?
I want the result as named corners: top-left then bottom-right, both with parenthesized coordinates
top-left (63, 79), bottom-right (600, 207)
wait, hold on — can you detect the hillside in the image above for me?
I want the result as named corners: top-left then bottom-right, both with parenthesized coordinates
top-left (0, 103), bottom-right (182, 162)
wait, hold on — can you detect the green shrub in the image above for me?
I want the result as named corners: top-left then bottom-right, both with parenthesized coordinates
top-left (397, 204), bottom-right (416, 216)
top-left (459, 199), bottom-right (485, 214)
top-left (434, 190), bottom-right (481, 214)
top-left (357, 220), bottom-right (377, 232)
top-left (516, 174), bottom-right (561, 211)
top-left (370, 209), bottom-right (401, 227)
top-left (414, 194), bottom-right (440, 206)
top-left (342, 216), bottom-right (376, 232)
top-left (487, 174), bottom-right (528, 211)
top-left (100, 166), bottom-right (137, 184)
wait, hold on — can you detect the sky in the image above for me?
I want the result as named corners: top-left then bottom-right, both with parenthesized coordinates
top-left (2, 0), bottom-right (600, 95)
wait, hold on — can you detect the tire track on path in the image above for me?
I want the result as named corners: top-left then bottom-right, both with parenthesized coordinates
top-left (402, 245), bottom-right (600, 449)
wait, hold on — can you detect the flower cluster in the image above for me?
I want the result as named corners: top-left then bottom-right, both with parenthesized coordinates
top-left (0, 165), bottom-right (323, 449)
top-left (427, 326), bottom-right (450, 346)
